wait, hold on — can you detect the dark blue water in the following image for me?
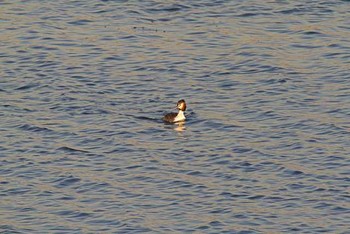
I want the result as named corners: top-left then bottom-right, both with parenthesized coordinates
top-left (1, 0), bottom-right (350, 233)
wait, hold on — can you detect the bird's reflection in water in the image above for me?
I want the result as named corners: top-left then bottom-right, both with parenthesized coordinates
top-left (174, 122), bottom-right (186, 132)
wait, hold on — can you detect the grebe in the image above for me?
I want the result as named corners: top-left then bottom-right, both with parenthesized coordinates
top-left (163, 99), bottom-right (187, 123)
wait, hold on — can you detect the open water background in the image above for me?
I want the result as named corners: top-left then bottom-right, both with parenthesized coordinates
top-left (1, 0), bottom-right (350, 233)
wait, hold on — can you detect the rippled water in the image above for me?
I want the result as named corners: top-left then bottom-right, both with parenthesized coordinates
top-left (1, 0), bottom-right (350, 233)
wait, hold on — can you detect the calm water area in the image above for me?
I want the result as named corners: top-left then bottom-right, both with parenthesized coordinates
top-left (1, 0), bottom-right (350, 233)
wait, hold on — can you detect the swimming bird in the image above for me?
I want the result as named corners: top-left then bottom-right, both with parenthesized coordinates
top-left (163, 99), bottom-right (187, 123)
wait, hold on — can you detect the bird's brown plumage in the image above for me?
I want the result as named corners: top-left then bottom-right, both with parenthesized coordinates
top-left (162, 112), bottom-right (178, 123)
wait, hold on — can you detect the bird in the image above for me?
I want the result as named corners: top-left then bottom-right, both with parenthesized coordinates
top-left (163, 99), bottom-right (187, 123)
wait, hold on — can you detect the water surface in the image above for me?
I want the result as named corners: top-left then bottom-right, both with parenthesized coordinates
top-left (1, 0), bottom-right (350, 233)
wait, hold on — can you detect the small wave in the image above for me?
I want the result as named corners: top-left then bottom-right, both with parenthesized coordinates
top-left (15, 83), bottom-right (39, 91)
top-left (57, 146), bottom-right (89, 153)
top-left (67, 19), bottom-right (93, 26)
top-left (54, 175), bottom-right (81, 188)
top-left (19, 124), bottom-right (54, 133)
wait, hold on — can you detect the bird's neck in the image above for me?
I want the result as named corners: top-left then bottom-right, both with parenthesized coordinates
top-left (174, 110), bottom-right (186, 122)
